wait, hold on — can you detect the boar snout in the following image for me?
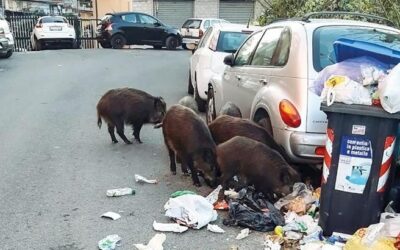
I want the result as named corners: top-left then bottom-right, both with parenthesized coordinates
top-left (150, 97), bottom-right (166, 123)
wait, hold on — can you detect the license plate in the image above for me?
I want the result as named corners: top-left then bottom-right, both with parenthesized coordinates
top-left (50, 26), bottom-right (62, 31)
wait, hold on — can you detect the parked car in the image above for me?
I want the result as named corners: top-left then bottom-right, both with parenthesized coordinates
top-left (206, 14), bottom-right (400, 163)
top-left (30, 16), bottom-right (77, 51)
top-left (181, 18), bottom-right (228, 49)
top-left (188, 23), bottom-right (258, 111)
top-left (96, 12), bottom-right (182, 50)
top-left (0, 15), bottom-right (14, 58)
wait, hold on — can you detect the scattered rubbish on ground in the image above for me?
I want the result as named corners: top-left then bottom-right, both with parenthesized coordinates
top-left (134, 233), bottom-right (166, 250)
top-left (236, 228), bottom-right (250, 240)
top-left (224, 189), bottom-right (240, 199)
top-left (214, 199), bottom-right (229, 210)
top-left (135, 174), bottom-right (158, 184)
top-left (164, 194), bottom-right (218, 229)
top-left (153, 220), bottom-right (188, 233)
top-left (223, 187), bottom-right (284, 232)
top-left (205, 185), bottom-right (222, 205)
top-left (207, 224), bottom-right (225, 234)
top-left (101, 212), bottom-right (121, 220)
top-left (170, 190), bottom-right (196, 198)
top-left (380, 212), bottom-right (400, 237)
top-left (274, 183), bottom-right (317, 215)
top-left (229, 245), bottom-right (239, 250)
top-left (264, 235), bottom-right (282, 250)
top-left (98, 234), bottom-right (121, 250)
top-left (344, 225), bottom-right (397, 250)
top-left (106, 188), bottom-right (135, 197)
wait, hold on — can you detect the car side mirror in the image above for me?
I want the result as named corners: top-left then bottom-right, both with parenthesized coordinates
top-left (223, 54), bottom-right (235, 66)
top-left (154, 22), bottom-right (161, 27)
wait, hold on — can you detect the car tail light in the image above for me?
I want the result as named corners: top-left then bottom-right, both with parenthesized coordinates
top-left (199, 29), bottom-right (203, 38)
top-left (279, 99), bottom-right (301, 128)
top-left (315, 146), bottom-right (326, 156)
top-left (35, 24), bottom-right (42, 28)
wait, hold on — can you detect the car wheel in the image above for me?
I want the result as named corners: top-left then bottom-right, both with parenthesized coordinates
top-left (110, 34), bottom-right (126, 49)
top-left (34, 38), bottom-right (42, 51)
top-left (194, 82), bottom-right (206, 112)
top-left (188, 70), bottom-right (194, 95)
top-left (165, 36), bottom-right (178, 50)
top-left (71, 39), bottom-right (78, 49)
top-left (182, 43), bottom-right (188, 50)
top-left (206, 86), bottom-right (217, 124)
top-left (100, 42), bottom-right (112, 48)
top-left (256, 116), bottom-right (273, 136)
top-left (0, 50), bottom-right (12, 59)
top-left (153, 45), bottom-right (162, 49)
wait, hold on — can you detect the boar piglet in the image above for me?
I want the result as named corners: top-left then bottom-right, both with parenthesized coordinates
top-left (219, 102), bottom-right (242, 118)
top-left (209, 115), bottom-right (289, 161)
top-left (162, 104), bottom-right (217, 187)
top-left (97, 88), bottom-right (166, 144)
top-left (217, 136), bottom-right (300, 201)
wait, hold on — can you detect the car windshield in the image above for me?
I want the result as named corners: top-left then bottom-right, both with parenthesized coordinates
top-left (313, 25), bottom-right (400, 72)
top-left (182, 19), bottom-right (201, 29)
top-left (41, 17), bottom-right (66, 23)
top-left (216, 31), bottom-right (251, 53)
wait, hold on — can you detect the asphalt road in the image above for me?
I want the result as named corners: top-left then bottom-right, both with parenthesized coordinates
top-left (0, 49), bottom-right (265, 250)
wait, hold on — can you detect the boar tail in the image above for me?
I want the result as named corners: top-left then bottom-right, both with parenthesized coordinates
top-left (97, 114), bottom-right (102, 129)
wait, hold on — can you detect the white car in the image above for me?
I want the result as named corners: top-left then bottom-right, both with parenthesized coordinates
top-left (30, 16), bottom-right (77, 51)
top-left (0, 15), bottom-right (14, 58)
top-left (188, 23), bottom-right (258, 111)
top-left (181, 18), bottom-right (228, 49)
top-left (206, 14), bottom-right (400, 163)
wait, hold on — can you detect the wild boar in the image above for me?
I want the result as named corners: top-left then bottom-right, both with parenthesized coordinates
top-left (216, 136), bottom-right (300, 201)
top-left (208, 115), bottom-right (289, 161)
top-left (162, 104), bottom-right (217, 187)
top-left (178, 95), bottom-right (199, 113)
top-left (219, 102), bottom-right (242, 118)
top-left (97, 88), bottom-right (166, 144)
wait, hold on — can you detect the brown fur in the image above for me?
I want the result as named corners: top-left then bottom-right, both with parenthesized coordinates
top-left (217, 136), bottom-right (300, 201)
top-left (208, 115), bottom-right (289, 161)
top-left (97, 88), bottom-right (166, 144)
top-left (162, 104), bottom-right (217, 187)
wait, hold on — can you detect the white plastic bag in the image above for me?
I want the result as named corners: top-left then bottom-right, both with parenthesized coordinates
top-left (379, 63), bottom-right (400, 113)
top-left (320, 75), bottom-right (372, 106)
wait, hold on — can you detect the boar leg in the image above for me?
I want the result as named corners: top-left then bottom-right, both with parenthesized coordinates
top-left (167, 148), bottom-right (177, 175)
top-left (107, 123), bottom-right (118, 143)
top-left (133, 123), bottom-right (143, 143)
top-left (115, 121), bottom-right (132, 144)
top-left (183, 157), bottom-right (201, 187)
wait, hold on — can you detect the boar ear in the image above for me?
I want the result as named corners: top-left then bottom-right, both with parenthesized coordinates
top-left (154, 97), bottom-right (164, 108)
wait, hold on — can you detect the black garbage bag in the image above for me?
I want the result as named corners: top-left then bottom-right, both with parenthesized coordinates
top-left (223, 187), bottom-right (285, 232)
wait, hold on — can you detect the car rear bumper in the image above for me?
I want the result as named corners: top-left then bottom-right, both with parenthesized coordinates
top-left (182, 37), bottom-right (200, 44)
top-left (39, 38), bottom-right (75, 45)
top-left (275, 128), bottom-right (325, 163)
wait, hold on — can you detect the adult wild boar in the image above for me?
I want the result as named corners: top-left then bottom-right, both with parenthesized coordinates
top-left (217, 136), bottom-right (300, 201)
top-left (162, 104), bottom-right (217, 187)
top-left (97, 88), bottom-right (166, 144)
top-left (208, 115), bottom-right (289, 161)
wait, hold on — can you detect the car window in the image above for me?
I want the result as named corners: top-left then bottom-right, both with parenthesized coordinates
top-left (198, 27), bottom-right (213, 48)
top-left (204, 20), bottom-right (211, 29)
top-left (121, 14), bottom-right (138, 23)
top-left (274, 27), bottom-right (291, 66)
top-left (216, 31), bottom-right (250, 53)
top-left (182, 19), bottom-right (201, 29)
top-left (41, 17), bottom-right (67, 23)
top-left (139, 14), bottom-right (158, 25)
top-left (313, 26), bottom-right (400, 72)
top-left (234, 31), bottom-right (263, 66)
top-left (251, 28), bottom-right (283, 66)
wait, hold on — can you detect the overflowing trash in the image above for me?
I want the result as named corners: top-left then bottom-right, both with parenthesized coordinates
top-left (152, 220), bottom-right (188, 233)
top-left (98, 234), bottom-right (121, 250)
top-left (379, 63), bottom-right (400, 113)
top-left (236, 228), bottom-right (250, 240)
top-left (106, 188), bottom-right (136, 197)
top-left (135, 174), bottom-right (158, 184)
top-left (101, 212), bottom-right (121, 220)
top-left (134, 233), bottom-right (166, 250)
top-left (207, 224), bottom-right (225, 234)
top-left (205, 185), bottom-right (222, 205)
top-left (170, 190), bottom-right (196, 198)
top-left (164, 194), bottom-right (218, 229)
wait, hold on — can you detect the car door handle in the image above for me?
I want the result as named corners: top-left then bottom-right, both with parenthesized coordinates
top-left (236, 75), bottom-right (242, 81)
top-left (259, 79), bottom-right (268, 85)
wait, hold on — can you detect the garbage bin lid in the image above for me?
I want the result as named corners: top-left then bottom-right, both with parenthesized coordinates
top-left (334, 38), bottom-right (400, 65)
top-left (321, 102), bottom-right (400, 119)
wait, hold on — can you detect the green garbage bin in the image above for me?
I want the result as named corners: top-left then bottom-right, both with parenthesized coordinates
top-left (319, 102), bottom-right (400, 235)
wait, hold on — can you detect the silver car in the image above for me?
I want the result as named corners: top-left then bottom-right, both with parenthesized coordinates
top-left (206, 16), bottom-right (400, 164)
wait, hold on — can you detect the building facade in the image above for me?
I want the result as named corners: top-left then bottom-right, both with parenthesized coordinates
top-left (132, 0), bottom-right (263, 27)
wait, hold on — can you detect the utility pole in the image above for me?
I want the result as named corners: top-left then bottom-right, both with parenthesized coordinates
top-left (76, 0), bottom-right (79, 17)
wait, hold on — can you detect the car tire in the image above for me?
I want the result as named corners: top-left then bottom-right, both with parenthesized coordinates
top-left (34, 38), bottom-right (42, 51)
top-left (165, 36), bottom-right (178, 50)
top-left (110, 34), bottom-right (126, 49)
top-left (153, 45), bottom-right (162, 49)
top-left (256, 116), bottom-right (273, 136)
top-left (194, 82), bottom-right (206, 112)
top-left (100, 42), bottom-right (112, 48)
top-left (71, 39), bottom-right (78, 49)
top-left (0, 50), bottom-right (12, 59)
top-left (188, 71), bottom-right (194, 95)
top-left (182, 43), bottom-right (188, 50)
top-left (206, 85), bottom-right (216, 124)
